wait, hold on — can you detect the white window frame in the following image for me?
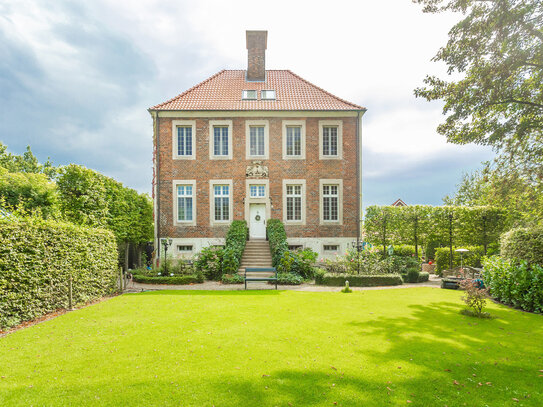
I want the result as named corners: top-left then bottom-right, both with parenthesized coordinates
top-left (282, 120), bottom-right (306, 160)
top-left (323, 244), bottom-right (341, 254)
top-left (319, 179), bottom-right (343, 225)
top-left (209, 120), bottom-right (233, 160)
top-left (261, 90), bottom-right (276, 100)
top-left (173, 180), bottom-right (196, 226)
top-left (242, 90), bottom-right (257, 100)
top-left (249, 184), bottom-right (266, 198)
top-left (319, 120), bottom-right (343, 160)
top-left (282, 179), bottom-right (306, 225)
top-left (177, 245), bottom-right (194, 253)
top-left (245, 120), bottom-right (269, 159)
top-left (209, 179), bottom-right (233, 226)
top-left (172, 120), bottom-right (196, 160)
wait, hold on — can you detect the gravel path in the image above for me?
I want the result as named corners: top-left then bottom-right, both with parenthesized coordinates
top-left (126, 275), bottom-right (442, 292)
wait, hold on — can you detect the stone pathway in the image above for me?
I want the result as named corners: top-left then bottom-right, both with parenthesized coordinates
top-left (126, 274), bottom-right (442, 293)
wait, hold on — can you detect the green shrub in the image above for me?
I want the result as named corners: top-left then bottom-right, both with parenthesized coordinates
top-left (501, 227), bottom-right (543, 266)
top-left (418, 272), bottom-right (430, 282)
top-left (266, 219), bottom-right (288, 268)
top-left (132, 275), bottom-right (203, 285)
top-left (221, 274), bottom-right (244, 284)
top-left (195, 247), bottom-right (224, 280)
top-left (405, 269), bottom-right (420, 283)
top-left (318, 273), bottom-right (403, 287)
top-left (482, 256), bottom-right (543, 313)
top-left (314, 268), bottom-right (326, 285)
top-left (435, 246), bottom-right (484, 274)
top-left (194, 221), bottom-right (248, 280)
top-left (0, 217), bottom-right (118, 330)
top-left (385, 255), bottom-right (420, 275)
top-left (274, 273), bottom-right (304, 285)
top-left (278, 249), bottom-right (317, 279)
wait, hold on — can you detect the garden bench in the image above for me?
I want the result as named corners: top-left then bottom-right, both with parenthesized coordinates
top-left (244, 267), bottom-right (277, 290)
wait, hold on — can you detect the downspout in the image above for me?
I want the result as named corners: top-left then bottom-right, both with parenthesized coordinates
top-left (356, 109), bottom-right (366, 244)
top-left (152, 109), bottom-right (160, 265)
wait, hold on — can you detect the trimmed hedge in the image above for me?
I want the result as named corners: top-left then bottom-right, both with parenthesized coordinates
top-left (132, 275), bottom-right (203, 285)
top-left (381, 245), bottom-right (422, 258)
top-left (274, 273), bottom-right (304, 285)
top-left (0, 217), bottom-right (118, 330)
top-left (318, 273), bottom-right (403, 287)
top-left (482, 256), bottom-right (543, 313)
top-left (266, 219), bottom-right (288, 268)
top-left (418, 272), bottom-right (430, 282)
top-left (501, 227), bottom-right (543, 266)
top-left (435, 246), bottom-right (484, 274)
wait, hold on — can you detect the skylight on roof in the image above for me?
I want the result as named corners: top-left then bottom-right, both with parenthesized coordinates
top-left (261, 90), bottom-right (276, 100)
top-left (242, 90), bottom-right (257, 100)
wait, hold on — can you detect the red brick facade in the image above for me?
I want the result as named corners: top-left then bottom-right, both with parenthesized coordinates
top-left (155, 115), bottom-right (359, 241)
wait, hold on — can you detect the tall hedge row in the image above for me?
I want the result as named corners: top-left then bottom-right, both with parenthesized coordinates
top-left (0, 218), bottom-right (118, 330)
top-left (501, 227), bottom-right (543, 266)
top-left (434, 246), bottom-right (485, 273)
top-left (266, 219), bottom-right (288, 268)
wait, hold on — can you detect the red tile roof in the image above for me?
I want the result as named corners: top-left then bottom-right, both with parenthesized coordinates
top-left (150, 70), bottom-right (365, 111)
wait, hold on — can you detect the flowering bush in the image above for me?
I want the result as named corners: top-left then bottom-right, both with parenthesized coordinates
top-left (195, 247), bottom-right (224, 280)
top-left (324, 248), bottom-right (391, 275)
top-left (278, 248), bottom-right (317, 279)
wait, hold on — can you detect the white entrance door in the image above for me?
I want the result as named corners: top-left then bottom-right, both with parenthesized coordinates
top-left (249, 204), bottom-right (266, 239)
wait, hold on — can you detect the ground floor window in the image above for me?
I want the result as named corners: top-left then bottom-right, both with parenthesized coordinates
top-left (322, 185), bottom-right (339, 221)
top-left (214, 185), bottom-right (230, 221)
top-left (286, 185), bottom-right (302, 221)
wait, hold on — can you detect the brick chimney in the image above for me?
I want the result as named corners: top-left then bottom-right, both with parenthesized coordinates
top-left (246, 30), bottom-right (267, 81)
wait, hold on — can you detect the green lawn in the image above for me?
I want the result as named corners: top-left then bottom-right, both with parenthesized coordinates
top-left (1, 288), bottom-right (542, 406)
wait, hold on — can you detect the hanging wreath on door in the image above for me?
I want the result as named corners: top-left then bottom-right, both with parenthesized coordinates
top-left (255, 214), bottom-right (261, 221)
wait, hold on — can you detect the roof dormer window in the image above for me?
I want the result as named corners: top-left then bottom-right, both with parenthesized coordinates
top-left (242, 90), bottom-right (257, 100)
top-left (261, 90), bottom-right (276, 100)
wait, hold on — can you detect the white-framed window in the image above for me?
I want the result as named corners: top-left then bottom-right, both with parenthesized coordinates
top-left (242, 90), bottom-right (257, 100)
top-left (172, 120), bottom-right (196, 160)
top-left (250, 126), bottom-right (265, 156)
top-left (245, 120), bottom-right (269, 159)
top-left (319, 120), bottom-right (343, 159)
top-left (209, 120), bottom-right (233, 160)
top-left (173, 180), bottom-right (196, 226)
top-left (250, 184), bottom-right (266, 198)
top-left (319, 179), bottom-right (343, 224)
top-left (261, 90), bottom-right (276, 100)
top-left (177, 185), bottom-right (194, 222)
top-left (286, 185), bottom-right (302, 221)
top-left (322, 185), bottom-right (338, 221)
top-left (214, 185), bottom-right (230, 221)
top-left (282, 179), bottom-right (306, 225)
top-left (286, 126), bottom-right (302, 156)
top-left (282, 120), bottom-right (306, 160)
top-left (209, 180), bottom-right (233, 225)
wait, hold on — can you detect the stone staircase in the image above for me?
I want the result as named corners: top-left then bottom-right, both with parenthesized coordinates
top-left (238, 239), bottom-right (273, 275)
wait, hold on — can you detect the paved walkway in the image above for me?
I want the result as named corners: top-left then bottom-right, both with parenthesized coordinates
top-left (126, 275), bottom-right (442, 292)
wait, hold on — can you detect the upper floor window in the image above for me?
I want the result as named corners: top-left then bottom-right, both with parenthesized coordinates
top-left (214, 185), bottom-right (230, 221)
top-left (242, 90), bottom-right (257, 100)
top-left (177, 127), bottom-right (192, 156)
top-left (319, 120), bottom-right (343, 159)
top-left (286, 126), bottom-right (302, 157)
top-left (261, 90), bottom-right (276, 100)
top-left (249, 126), bottom-right (265, 156)
top-left (322, 126), bottom-right (338, 156)
top-left (282, 120), bottom-right (306, 160)
top-left (209, 120), bottom-right (233, 159)
top-left (172, 120), bottom-right (196, 160)
top-left (213, 127), bottom-right (229, 156)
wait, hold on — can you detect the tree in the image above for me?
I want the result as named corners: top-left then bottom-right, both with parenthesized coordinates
top-left (0, 143), bottom-right (57, 179)
top-left (414, 0), bottom-right (543, 150)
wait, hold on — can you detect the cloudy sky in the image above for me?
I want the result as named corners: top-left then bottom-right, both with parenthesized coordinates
top-left (0, 0), bottom-right (494, 209)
